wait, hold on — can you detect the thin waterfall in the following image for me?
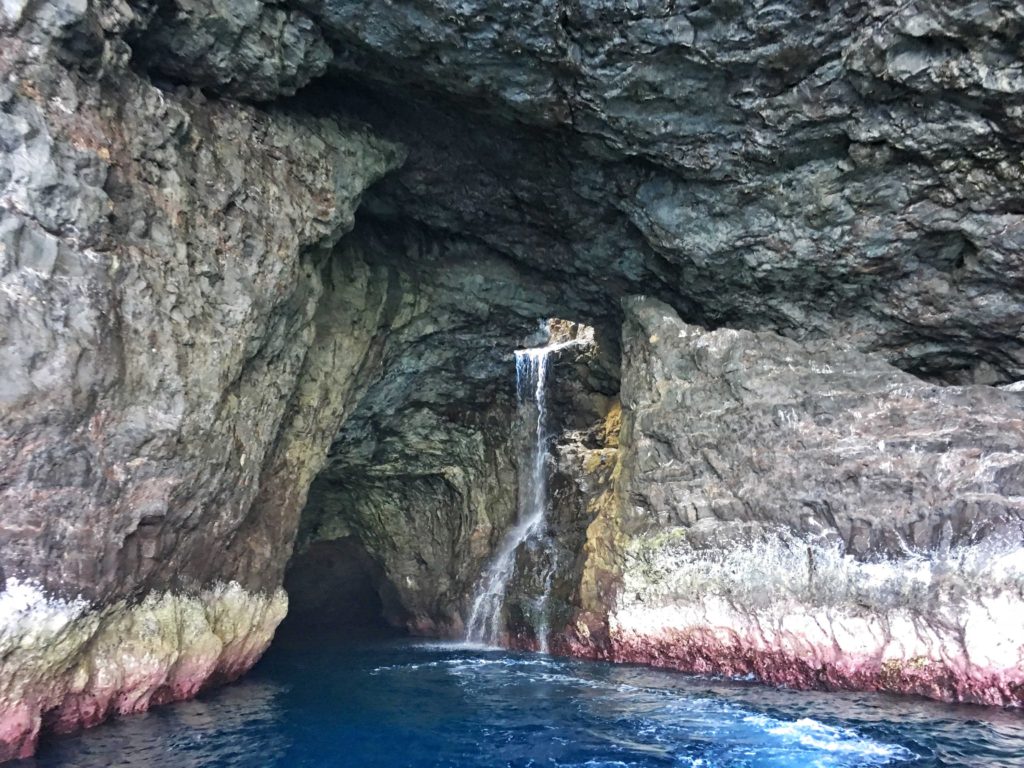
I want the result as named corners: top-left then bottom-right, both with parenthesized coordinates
top-left (465, 338), bottom-right (580, 649)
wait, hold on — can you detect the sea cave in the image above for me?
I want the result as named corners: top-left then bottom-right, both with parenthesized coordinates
top-left (1, 1), bottom-right (1024, 766)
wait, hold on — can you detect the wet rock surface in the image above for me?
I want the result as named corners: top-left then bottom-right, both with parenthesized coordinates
top-left (499, 334), bottom-right (621, 651)
top-left (293, 222), bottom-right (572, 637)
top-left (0, 580), bottom-right (286, 761)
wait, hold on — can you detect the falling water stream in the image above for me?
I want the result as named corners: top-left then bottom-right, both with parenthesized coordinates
top-left (465, 338), bottom-right (581, 649)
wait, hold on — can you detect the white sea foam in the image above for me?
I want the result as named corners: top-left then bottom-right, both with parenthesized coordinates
top-left (410, 640), bottom-right (497, 652)
top-left (0, 578), bottom-right (88, 638)
top-left (743, 714), bottom-right (915, 761)
top-left (372, 654), bottom-right (563, 675)
top-left (376, 645), bottom-right (916, 766)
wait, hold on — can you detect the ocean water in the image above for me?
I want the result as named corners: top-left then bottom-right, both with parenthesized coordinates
top-left (22, 638), bottom-right (1024, 767)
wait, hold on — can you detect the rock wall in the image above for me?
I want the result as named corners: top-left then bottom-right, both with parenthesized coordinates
top-left (0, 581), bottom-right (286, 761)
top-left (0, 2), bottom-right (400, 758)
top-left (557, 297), bottom-right (1024, 705)
top-left (311, 0), bottom-right (1024, 385)
top-left (494, 328), bottom-right (621, 650)
top-left (302, 3), bottom-right (1024, 701)
top-left (2, 0), bottom-right (1024, 758)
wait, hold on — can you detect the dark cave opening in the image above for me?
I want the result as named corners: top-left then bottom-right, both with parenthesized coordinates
top-left (276, 536), bottom-right (408, 642)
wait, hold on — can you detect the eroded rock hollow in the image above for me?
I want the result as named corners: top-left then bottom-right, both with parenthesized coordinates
top-left (1, 0), bottom-right (1023, 759)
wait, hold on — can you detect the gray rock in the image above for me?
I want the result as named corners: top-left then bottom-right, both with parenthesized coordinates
top-left (293, 222), bottom-right (568, 635)
top-left (3, 0), bottom-right (1024, 752)
top-left (133, 0), bottom-right (333, 100)
top-left (288, 0), bottom-right (1024, 382)
top-left (0, 4), bottom-right (403, 756)
top-left (616, 296), bottom-right (1024, 556)
top-left (0, 0), bottom-right (401, 614)
top-left (555, 297), bottom-right (1024, 704)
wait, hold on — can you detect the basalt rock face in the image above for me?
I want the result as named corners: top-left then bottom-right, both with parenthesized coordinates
top-left (557, 297), bottom-right (1024, 705)
top-left (295, 3), bottom-right (1024, 689)
top-left (498, 331), bottom-right (621, 651)
top-left (134, 0), bottom-right (333, 101)
top-left (125, 1), bottom-right (1024, 384)
top-left (0, 1), bottom-right (400, 758)
top-left (303, 0), bottom-right (1024, 385)
top-left (2, 0), bottom-right (1024, 759)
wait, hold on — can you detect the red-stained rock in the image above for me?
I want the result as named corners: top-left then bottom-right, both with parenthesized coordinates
top-left (0, 582), bottom-right (286, 760)
top-left (542, 298), bottom-right (1024, 707)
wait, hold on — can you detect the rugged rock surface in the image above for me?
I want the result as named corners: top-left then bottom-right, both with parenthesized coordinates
top-left (0, 581), bottom-right (286, 761)
top-left (116, 0), bottom-right (1024, 384)
top-left (0, 1), bottom-right (399, 758)
top-left (292, 223), bottom-right (576, 637)
top-left (290, 4), bottom-right (1024, 686)
top-left (558, 297), bottom-right (1024, 705)
top-left (305, 0), bottom-right (1024, 385)
top-left (494, 329), bottom-right (620, 650)
top-left (2, 0), bottom-right (1024, 758)
top-left (135, 0), bottom-right (333, 100)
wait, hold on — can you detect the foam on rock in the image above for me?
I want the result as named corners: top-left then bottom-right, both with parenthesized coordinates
top-left (606, 534), bottom-right (1024, 704)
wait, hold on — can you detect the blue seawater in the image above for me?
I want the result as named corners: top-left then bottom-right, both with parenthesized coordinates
top-left (21, 638), bottom-right (1024, 767)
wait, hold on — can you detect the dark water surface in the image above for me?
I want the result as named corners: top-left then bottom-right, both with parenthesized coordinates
top-left (24, 638), bottom-right (1024, 767)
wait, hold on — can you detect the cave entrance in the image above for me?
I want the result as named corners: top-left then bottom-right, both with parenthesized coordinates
top-left (276, 536), bottom-right (408, 642)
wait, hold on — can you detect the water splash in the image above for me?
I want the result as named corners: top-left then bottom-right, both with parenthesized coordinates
top-left (466, 338), bottom-right (581, 649)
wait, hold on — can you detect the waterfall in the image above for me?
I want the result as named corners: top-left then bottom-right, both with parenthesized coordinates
top-left (465, 338), bottom-right (580, 650)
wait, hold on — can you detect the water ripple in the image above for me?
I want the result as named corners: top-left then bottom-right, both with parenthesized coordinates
top-left (23, 640), bottom-right (1024, 767)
